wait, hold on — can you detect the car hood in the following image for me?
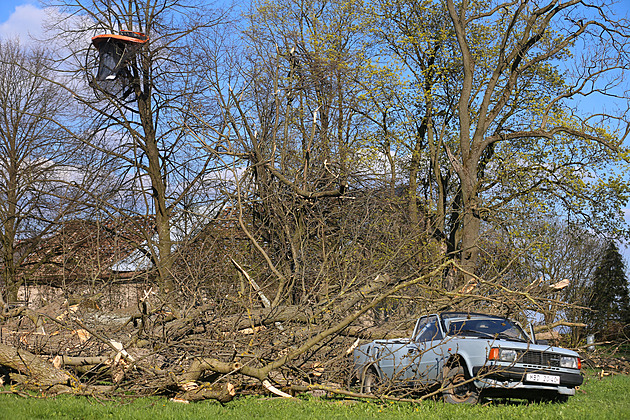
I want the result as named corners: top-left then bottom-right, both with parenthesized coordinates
top-left (477, 338), bottom-right (580, 357)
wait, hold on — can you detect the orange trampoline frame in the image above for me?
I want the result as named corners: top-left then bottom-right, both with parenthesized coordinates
top-left (91, 31), bottom-right (149, 47)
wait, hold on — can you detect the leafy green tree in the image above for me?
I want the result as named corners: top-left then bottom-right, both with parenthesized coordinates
top-left (441, 0), bottom-right (630, 287)
top-left (588, 241), bottom-right (630, 339)
top-left (364, 0), bottom-right (630, 292)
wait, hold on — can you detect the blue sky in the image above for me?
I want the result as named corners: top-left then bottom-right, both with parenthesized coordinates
top-left (0, 1), bottom-right (38, 22)
top-left (0, 1), bottom-right (46, 40)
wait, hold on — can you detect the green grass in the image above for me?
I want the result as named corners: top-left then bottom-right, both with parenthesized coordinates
top-left (0, 373), bottom-right (629, 420)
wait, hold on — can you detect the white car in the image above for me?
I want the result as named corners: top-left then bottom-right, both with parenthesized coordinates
top-left (352, 312), bottom-right (583, 403)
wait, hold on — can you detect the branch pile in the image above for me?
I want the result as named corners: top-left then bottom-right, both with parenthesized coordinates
top-left (0, 266), bottom-right (579, 402)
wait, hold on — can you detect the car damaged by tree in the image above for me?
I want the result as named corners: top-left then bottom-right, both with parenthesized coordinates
top-left (352, 312), bottom-right (583, 403)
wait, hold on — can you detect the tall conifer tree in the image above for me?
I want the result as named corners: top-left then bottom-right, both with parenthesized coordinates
top-left (589, 242), bottom-right (630, 338)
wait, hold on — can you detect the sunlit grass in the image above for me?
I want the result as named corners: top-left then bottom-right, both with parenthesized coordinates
top-left (0, 373), bottom-right (629, 419)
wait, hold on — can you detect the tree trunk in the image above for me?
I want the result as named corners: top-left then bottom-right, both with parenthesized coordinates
top-left (458, 161), bottom-right (481, 288)
top-left (0, 342), bottom-right (73, 389)
top-left (176, 382), bottom-right (236, 403)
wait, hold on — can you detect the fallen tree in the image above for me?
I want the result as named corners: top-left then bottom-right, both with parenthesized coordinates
top-left (0, 263), bottom-right (588, 403)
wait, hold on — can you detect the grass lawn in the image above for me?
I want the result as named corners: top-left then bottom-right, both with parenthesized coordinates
top-left (0, 372), bottom-right (628, 420)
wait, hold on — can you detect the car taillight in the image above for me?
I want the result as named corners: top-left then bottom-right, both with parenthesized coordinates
top-left (577, 357), bottom-right (581, 370)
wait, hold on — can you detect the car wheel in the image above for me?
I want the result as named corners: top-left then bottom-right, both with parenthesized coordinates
top-left (442, 365), bottom-right (479, 404)
top-left (361, 369), bottom-right (381, 395)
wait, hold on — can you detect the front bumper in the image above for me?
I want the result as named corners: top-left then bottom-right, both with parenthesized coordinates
top-left (472, 364), bottom-right (583, 396)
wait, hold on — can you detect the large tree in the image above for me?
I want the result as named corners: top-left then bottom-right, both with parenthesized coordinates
top-left (588, 241), bottom-right (630, 338)
top-left (45, 0), bottom-right (228, 297)
top-left (441, 0), bottom-right (630, 286)
top-left (363, 1), bottom-right (630, 291)
top-left (0, 39), bottom-right (85, 304)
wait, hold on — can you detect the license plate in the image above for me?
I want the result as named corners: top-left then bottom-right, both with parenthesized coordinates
top-left (526, 373), bottom-right (560, 384)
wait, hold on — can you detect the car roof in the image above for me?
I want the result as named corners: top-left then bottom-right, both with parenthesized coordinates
top-left (440, 312), bottom-right (507, 321)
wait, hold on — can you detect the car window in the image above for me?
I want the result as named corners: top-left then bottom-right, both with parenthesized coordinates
top-left (446, 318), bottom-right (528, 341)
top-left (415, 316), bottom-right (443, 342)
top-left (413, 316), bottom-right (429, 339)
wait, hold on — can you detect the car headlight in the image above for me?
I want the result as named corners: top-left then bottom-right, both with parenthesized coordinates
top-left (560, 356), bottom-right (579, 369)
top-left (488, 347), bottom-right (518, 362)
top-left (499, 349), bottom-right (518, 362)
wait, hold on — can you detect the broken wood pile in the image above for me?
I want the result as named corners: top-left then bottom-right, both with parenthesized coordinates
top-left (583, 355), bottom-right (630, 375)
top-left (0, 273), bottom-right (417, 402)
top-left (0, 264), bottom-right (585, 403)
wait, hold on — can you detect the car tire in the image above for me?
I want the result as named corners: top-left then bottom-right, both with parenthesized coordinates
top-left (442, 365), bottom-right (479, 404)
top-left (361, 369), bottom-right (381, 395)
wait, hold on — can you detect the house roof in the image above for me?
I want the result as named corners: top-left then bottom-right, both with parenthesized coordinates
top-left (21, 216), bottom-right (153, 282)
top-left (15, 204), bottom-right (245, 283)
top-left (110, 204), bottom-right (240, 272)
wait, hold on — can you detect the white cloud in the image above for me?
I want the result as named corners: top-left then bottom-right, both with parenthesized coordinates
top-left (0, 4), bottom-right (95, 71)
top-left (0, 4), bottom-right (48, 42)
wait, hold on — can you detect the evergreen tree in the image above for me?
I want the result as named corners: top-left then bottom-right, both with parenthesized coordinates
top-left (588, 242), bottom-right (630, 339)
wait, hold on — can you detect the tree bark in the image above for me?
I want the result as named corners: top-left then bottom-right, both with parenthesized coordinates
top-left (0, 343), bottom-right (73, 389)
top-left (176, 382), bottom-right (236, 403)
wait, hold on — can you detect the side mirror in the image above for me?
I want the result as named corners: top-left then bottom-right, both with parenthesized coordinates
top-left (528, 324), bottom-right (537, 344)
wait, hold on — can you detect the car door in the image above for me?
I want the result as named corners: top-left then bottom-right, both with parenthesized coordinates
top-left (377, 341), bottom-right (412, 384)
top-left (406, 315), bottom-right (445, 384)
top-left (366, 317), bottom-right (429, 382)
top-left (386, 316), bottom-right (428, 385)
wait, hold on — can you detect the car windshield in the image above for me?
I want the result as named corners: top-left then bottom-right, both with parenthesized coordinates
top-left (445, 317), bottom-right (529, 342)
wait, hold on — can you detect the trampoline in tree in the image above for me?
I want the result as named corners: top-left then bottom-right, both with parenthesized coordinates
top-left (88, 30), bottom-right (148, 99)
